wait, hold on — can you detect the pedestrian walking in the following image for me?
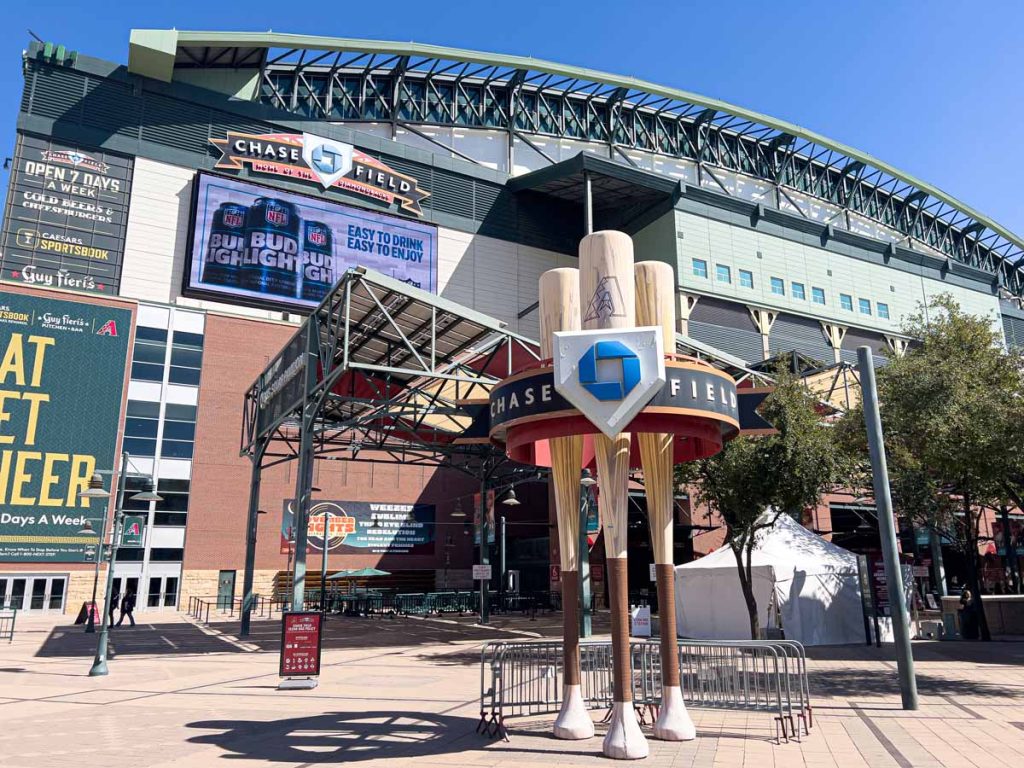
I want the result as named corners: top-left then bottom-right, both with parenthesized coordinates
top-left (117, 591), bottom-right (137, 628)
top-left (108, 590), bottom-right (120, 627)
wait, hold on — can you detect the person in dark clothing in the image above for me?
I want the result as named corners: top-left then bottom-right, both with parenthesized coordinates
top-left (959, 588), bottom-right (979, 640)
top-left (117, 591), bottom-right (136, 627)
top-left (108, 591), bottom-right (120, 627)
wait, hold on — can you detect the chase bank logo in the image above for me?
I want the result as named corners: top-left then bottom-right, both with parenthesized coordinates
top-left (578, 341), bottom-right (641, 401)
top-left (553, 327), bottom-right (666, 438)
top-left (302, 133), bottom-right (354, 189)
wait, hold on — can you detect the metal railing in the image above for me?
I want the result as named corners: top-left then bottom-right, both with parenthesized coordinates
top-left (186, 595), bottom-right (286, 625)
top-left (478, 638), bottom-right (812, 743)
top-left (0, 609), bottom-right (15, 642)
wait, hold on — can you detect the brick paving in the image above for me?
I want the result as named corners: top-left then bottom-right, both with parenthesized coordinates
top-left (1, 611), bottom-right (1023, 767)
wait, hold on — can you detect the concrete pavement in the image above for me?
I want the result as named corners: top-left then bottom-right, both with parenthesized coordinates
top-left (1, 610), bottom-right (1023, 767)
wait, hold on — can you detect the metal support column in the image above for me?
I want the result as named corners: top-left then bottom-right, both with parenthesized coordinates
top-left (320, 506), bottom-right (331, 611)
top-left (579, 483), bottom-right (593, 638)
top-left (90, 451), bottom-right (129, 677)
top-left (479, 475), bottom-right (490, 624)
top-left (1000, 505), bottom-right (1021, 594)
top-left (499, 514), bottom-right (507, 604)
top-left (930, 529), bottom-right (947, 598)
top-left (584, 171), bottom-right (593, 236)
top-left (290, 323), bottom-right (319, 612)
top-left (858, 346), bottom-right (918, 710)
top-left (239, 444), bottom-right (265, 637)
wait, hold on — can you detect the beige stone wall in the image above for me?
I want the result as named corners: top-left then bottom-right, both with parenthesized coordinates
top-left (66, 571), bottom-right (103, 615)
top-left (179, 569), bottom-right (280, 610)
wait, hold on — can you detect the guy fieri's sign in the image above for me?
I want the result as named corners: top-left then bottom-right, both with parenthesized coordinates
top-left (0, 292), bottom-right (131, 561)
top-left (210, 131), bottom-right (429, 216)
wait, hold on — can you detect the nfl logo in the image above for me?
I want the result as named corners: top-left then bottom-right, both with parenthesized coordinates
top-left (265, 206), bottom-right (288, 226)
top-left (309, 228), bottom-right (327, 246)
top-left (224, 211), bottom-right (244, 228)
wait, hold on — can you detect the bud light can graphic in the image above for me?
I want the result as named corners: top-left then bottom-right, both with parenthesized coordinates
top-left (202, 203), bottom-right (248, 287)
top-left (300, 221), bottom-right (335, 303)
top-left (241, 198), bottom-right (300, 297)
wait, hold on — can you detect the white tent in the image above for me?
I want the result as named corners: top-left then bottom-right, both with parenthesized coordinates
top-left (674, 513), bottom-right (869, 645)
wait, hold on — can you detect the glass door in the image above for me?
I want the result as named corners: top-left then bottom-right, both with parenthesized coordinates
top-left (9, 579), bottom-right (26, 610)
top-left (48, 578), bottom-right (65, 611)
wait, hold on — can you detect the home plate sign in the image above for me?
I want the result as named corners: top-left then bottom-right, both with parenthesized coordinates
top-left (279, 611), bottom-right (323, 690)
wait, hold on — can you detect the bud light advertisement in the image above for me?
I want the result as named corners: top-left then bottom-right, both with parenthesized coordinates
top-left (185, 174), bottom-right (437, 311)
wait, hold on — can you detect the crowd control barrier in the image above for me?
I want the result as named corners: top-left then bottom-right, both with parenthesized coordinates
top-left (478, 638), bottom-right (811, 743)
top-left (0, 609), bottom-right (15, 642)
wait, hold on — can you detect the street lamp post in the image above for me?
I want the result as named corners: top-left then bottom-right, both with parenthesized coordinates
top-left (579, 469), bottom-right (596, 639)
top-left (78, 475), bottom-right (111, 634)
top-left (82, 452), bottom-right (161, 677)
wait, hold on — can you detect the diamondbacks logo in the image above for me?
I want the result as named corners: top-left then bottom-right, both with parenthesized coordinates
top-left (96, 319), bottom-right (118, 336)
top-left (584, 276), bottom-right (626, 323)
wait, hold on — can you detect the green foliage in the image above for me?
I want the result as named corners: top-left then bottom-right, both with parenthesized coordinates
top-left (835, 294), bottom-right (1024, 638)
top-left (837, 295), bottom-right (1024, 553)
top-left (676, 367), bottom-right (849, 637)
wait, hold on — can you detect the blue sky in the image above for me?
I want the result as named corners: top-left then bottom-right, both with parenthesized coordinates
top-left (2, 1), bottom-right (1023, 236)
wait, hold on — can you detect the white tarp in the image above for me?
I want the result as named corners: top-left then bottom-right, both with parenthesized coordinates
top-left (674, 512), bottom-right (869, 645)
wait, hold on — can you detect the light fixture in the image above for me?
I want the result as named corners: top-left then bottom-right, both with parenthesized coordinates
top-left (451, 498), bottom-right (466, 518)
top-left (310, 485), bottom-right (322, 493)
top-left (77, 520), bottom-right (97, 536)
top-left (580, 469), bottom-right (597, 488)
top-left (78, 473), bottom-right (108, 499)
top-left (129, 478), bottom-right (162, 503)
top-left (501, 488), bottom-right (521, 506)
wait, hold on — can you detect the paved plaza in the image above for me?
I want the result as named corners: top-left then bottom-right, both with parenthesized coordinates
top-left (1, 611), bottom-right (1023, 767)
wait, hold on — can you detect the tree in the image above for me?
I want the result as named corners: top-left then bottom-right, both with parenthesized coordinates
top-left (676, 368), bottom-right (849, 639)
top-left (836, 295), bottom-right (1024, 641)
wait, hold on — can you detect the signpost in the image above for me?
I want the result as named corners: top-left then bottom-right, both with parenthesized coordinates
top-left (472, 564), bottom-right (493, 581)
top-left (279, 611), bottom-right (323, 690)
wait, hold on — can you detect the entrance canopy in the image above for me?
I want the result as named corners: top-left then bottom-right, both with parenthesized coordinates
top-left (242, 267), bottom-right (541, 469)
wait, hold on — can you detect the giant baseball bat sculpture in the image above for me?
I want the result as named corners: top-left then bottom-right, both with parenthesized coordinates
top-left (580, 232), bottom-right (648, 760)
top-left (635, 261), bottom-right (696, 741)
top-left (540, 268), bottom-right (593, 740)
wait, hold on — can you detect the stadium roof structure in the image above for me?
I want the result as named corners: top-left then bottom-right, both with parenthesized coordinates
top-left (129, 29), bottom-right (1024, 300)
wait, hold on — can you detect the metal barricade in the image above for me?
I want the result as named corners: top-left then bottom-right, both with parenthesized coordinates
top-left (478, 638), bottom-right (811, 743)
top-left (0, 609), bottom-right (15, 642)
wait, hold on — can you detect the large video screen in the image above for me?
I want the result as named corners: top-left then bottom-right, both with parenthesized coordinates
top-left (185, 174), bottom-right (437, 310)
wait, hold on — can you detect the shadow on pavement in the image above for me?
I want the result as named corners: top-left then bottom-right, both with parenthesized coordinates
top-left (810, 667), bottom-right (1024, 699)
top-left (34, 622), bottom-right (248, 658)
top-left (187, 710), bottom-right (485, 764)
top-left (806, 640), bottom-right (1024, 666)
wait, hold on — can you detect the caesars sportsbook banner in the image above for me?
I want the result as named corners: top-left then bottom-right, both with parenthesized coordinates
top-left (185, 173), bottom-right (437, 311)
top-left (0, 292), bottom-right (131, 561)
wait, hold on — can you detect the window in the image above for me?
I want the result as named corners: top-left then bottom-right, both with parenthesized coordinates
top-left (811, 287), bottom-right (826, 305)
top-left (840, 294), bottom-right (853, 311)
top-left (161, 405), bottom-right (197, 460)
top-left (791, 282), bottom-right (806, 301)
top-left (859, 298), bottom-right (872, 315)
top-left (131, 328), bottom-right (167, 382)
top-left (168, 330), bottom-right (203, 387)
top-left (715, 264), bottom-right (731, 283)
top-left (124, 400), bottom-right (160, 457)
top-left (692, 258), bottom-right (708, 279)
top-left (739, 269), bottom-right (754, 289)
top-left (877, 302), bottom-right (890, 320)
top-left (770, 277), bottom-right (785, 296)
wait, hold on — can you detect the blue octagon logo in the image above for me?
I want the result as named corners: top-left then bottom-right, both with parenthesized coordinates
top-left (578, 340), bottom-right (641, 401)
top-left (311, 144), bottom-right (346, 175)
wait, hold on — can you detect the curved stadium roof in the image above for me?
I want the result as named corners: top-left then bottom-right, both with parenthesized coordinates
top-left (130, 30), bottom-right (1024, 299)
